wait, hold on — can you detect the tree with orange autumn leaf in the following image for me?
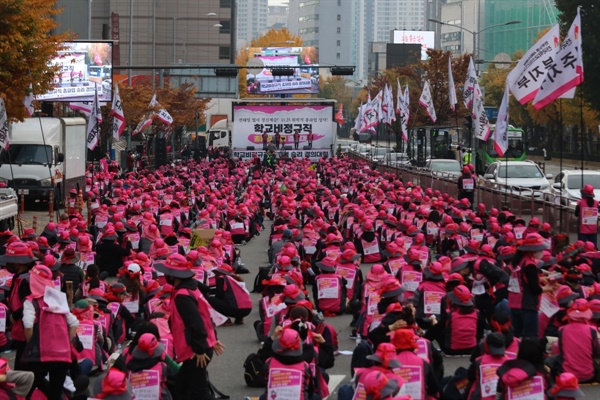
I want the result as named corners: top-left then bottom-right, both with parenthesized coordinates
top-left (0, 0), bottom-right (73, 121)
top-left (118, 83), bottom-right (209, 131)
top-left (352, 50), bottom-right (471, 149)
top-left (235, 28), bottom-right (303, 98)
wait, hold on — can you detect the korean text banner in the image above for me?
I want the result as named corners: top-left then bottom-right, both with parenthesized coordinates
top-left (232, 105), bottom-right (333, 149)
top-left (245, 47), bottom-right (319, 95)
top-left (37, 42), bottom-right (113, 102)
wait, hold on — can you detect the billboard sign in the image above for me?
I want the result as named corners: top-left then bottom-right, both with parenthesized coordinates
top-left (232, 104), bottom-right (334, 150)
top-left (37, 41), bottom-right (113, 102)
top-left (245, 47), bottom-right (319, 95)
top-left (391, 30), bottom-right (435, 60)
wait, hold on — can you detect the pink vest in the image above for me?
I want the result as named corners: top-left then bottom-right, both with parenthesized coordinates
top-left (229, 219), bottom-right (246, 236)
top-left (73, 320), bottom-right (100, 368)
top-left (170, 287), bottom-right (217, 362)
top-left (26, 297), bottom-right (71, 363)
top-left (559, 322), bottom-right (597, 381)
top-left (315, 274), bottom-right (345, 314)
top-left (222, 275), bottom-right (253, 310)
top-left (578, 199), bottom-right (599, 234)
top-left (9, 274), bottom-right (27, 342)
top-left (394, 351), bottom-right (426, 400)
top-left (266, 358), bottom-right (311, 400)
top-left (468, 353), bottom-right (508, 400)
top-left (128, 358), bottom-right (168, 400)
top-left (361, 238), bottom-right (382, 263)
top-left (159, 213), bottom-right (175, 235)
top-left (447, 311), bottom-right (478, 350)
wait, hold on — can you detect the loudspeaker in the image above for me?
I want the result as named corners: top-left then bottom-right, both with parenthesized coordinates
top-left (155, 138), bottom-right (168, 168)
top-left (136, 145), bottom-right (144, 154)
top-left (284, 145), bottom-right (293, 150)
top-left (246, 146), bottom-right (255, 150)
top-left (303, 146), bottom-right (311, 150)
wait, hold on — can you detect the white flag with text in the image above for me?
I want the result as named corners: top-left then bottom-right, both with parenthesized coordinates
top-left (419, 81), bottom-right (437, 123)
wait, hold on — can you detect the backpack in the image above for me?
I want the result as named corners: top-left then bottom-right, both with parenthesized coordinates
top-left (243, 353), bottom-right (266, 387)
top-left (252, 265), bottom-right (272, 293)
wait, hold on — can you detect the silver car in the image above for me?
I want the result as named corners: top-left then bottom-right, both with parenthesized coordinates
top-left (483, 160), bottom-right (552, 197)
top-left (383, 152), bottom-right (411, 168)
top-left (551, 169), bottom-right (600, 206)
top-left (424, 159), bottom-right (462, 180)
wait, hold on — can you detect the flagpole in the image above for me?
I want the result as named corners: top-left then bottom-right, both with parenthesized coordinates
top-left (559, 98), bottom-right (564, 233)
top-left (580, 88), bottom-right (584, 178)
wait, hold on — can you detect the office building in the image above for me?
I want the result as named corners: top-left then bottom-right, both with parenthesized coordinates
top-left (237, 0), bottom-right (269, 50)
top-left (53, 0), bottom-right (236, 66)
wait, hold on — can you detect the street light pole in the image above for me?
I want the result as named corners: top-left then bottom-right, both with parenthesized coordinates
top-left (173, 17), bottom-right (177, 64)
top-left (128, 0), bottom-right (133, 85)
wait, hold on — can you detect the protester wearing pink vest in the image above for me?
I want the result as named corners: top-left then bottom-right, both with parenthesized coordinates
top-left (126, 333), bottom-right (173, 400)
top-left (554, 299), bottom-right (600, 383)
top-left (467, 333), bottom-right (510, 400)
top-left (438, 285), bottom-right (484, 356)
top-left (155, 254), bottom-right (225, 400)
top-left (313, 256), bottom-right (347, 316)
top-left (208, 264), bottom-right (252, 325)
top-left (575, 184), bottom-right (599, 246)
top-left (391, 329), bottom-right (440, 399)
top-left (22, 265), bottom-right (78, 399)
top-left (72, 299), bottom-right (104, 376)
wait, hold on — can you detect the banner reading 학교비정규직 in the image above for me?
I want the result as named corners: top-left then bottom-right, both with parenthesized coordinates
top-left (232, 105), bottom-right (334, 149)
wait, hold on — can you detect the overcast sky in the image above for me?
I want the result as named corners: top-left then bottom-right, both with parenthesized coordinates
top-left (269, 0), bottom-right (288, 6)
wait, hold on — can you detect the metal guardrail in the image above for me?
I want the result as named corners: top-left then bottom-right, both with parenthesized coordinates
top-left (349, 151), bottom-right (579, 237)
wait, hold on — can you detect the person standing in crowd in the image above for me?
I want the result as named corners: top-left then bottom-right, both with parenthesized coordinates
top-left (2, 242), bottom-right (36, 370)
top-left (508, 233), bottom-right (552, 338)
top-left (262, 130), bottom-right (268, 149)
top-left (575, 184), bottom-right (599, 246)
top-left (126, 151), bottom-right (135, 172)
top-left (457, 165), bottom-right (475, 208)
top-left (22, 265), bottom-right (78, 399)
top-left (293, 130), bottom-right (300, 150)
top-left (95, 228), bottom-right (132, 277)
top-left (274, 130), bottom-right (281, 150)
top-left (154, 254), bottom-right (225, 400)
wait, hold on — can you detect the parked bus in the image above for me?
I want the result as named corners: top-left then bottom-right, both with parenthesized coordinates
top-left (476, 124), bottom-right (526, 173)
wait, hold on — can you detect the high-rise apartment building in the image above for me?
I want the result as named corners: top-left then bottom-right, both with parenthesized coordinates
top-left (53, 0), bottom-right (236, 66)
top-left (288, 0), bottom-right (427, 83)
top-left (237, 0), bottom-right (269, 50)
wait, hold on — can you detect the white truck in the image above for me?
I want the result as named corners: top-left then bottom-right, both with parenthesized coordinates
top-left (207, 119), bottom-right (232, 149)
top-left (0, 188), bottom-right (18, 231)
top-left (0, 117), bottom-right (87, 203)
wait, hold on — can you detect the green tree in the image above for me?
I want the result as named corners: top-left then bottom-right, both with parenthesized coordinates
top-left (0, 0), bottom-right (72, 121)
top-left (555, 0), bottom-right (600, 112)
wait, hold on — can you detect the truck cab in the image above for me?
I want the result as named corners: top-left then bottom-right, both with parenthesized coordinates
top-left (207, 119), bottom-right (232, 149)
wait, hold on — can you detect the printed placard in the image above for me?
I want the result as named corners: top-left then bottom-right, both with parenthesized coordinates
top-left (424, 292), bottom-right (444, 315)
top-left (77, 324), bottom-right (94, 350)
top-left (463, 179), bottom-right (474, 190)
top-left (539, 293), bottom-right (559, 318)
top-left (267, 367), bottom-right (302, 400)
top-left (107, 302), bottom-right (120, 317)
top-left (582, 207), bottom-right (598, 225)
top-left (396, 365), bottom-right (423, 400)
top-left (367, 293), bottom-right (381, 316)
top-left (363, 241), bottom-right (379, 256)
top-left (0, 307), bottom-right (6, 333)
top-left (480, 364), bottom-right (501, 398)
top-left (401, 271), bottom-right (423, 292)
top-left (387, 259), bottom-right (405, 276)
top-left (416, 339), bottom-right (429, 360)
top-left (336, 266), bottom-right (357, 289)
top-left (507, 376), bottom-right (544, 400)
top-left (426, 221), bottom-right (439, 236)
top-left (123, 298), bottom-right (140, 314)
top-left (130, 369), bottom-right (161, 400)
top-left (159, 217), bottom-right (172, 227)
top-left (231, 222), bottom-right (245, 230)
top-left (352, 382), bottom-right (367, 400)
top-left (471, 229), bottom-right (484, 242)
top-left (317, 277), bottom-right (340, 299)
top-left (513, 226), bottom-right (526, 240)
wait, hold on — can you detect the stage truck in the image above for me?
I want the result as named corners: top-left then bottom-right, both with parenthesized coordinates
top-left (225, 99), bottom-right (336, 162)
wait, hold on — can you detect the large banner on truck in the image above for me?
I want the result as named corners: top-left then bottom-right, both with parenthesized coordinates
top-left (232, 104), bottom-right (334, 150)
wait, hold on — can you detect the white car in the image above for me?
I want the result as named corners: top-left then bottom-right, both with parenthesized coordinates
top-left (334, 139), bottom-right (358, 154)
top-left (383, 152), bottom-right (411, 168)
top-left (551, 169), bottom-right (600, 206)
top-left (424, 159), bottom-right (462, 180)
top-left (483, 160), bottom-right (553, 196)
top-left (356, 144), bottom-right (372, 157)
top-left (370, 147), bottom-right (391, 162)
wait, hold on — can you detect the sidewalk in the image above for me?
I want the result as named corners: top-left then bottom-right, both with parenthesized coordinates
top-left (528, 154), bottom-right (600, 169)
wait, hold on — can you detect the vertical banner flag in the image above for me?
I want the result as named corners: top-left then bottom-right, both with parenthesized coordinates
top-left (0, 98), bottom-right (10, 151)
top-left (494, 84), bottom-right (510, 157)
top-left (111, 85), bottom-right (126, 140)
top-left (507, 24), bottom-right (560, 104)
top-left (354, 102), bottom-right (364, 133)
top-left (404, 85), bottom-right (410, 121)
top-left (385, 84), bottom-right (396, 125)
top-left (133, 114), bottom-right (153, 136)
top-left (149, 93), bottom-right (174, 125)
top-left (23, 85), bottom-right (35, 117)
top-left (86, 85), bottom-right (102, 150)
top-left (362, 92), bottom-right (377, 133)
top-left (419, 81), bottom-right (437, 123)
top-left (335, 103), bottom-right (344, 126)
top-left (533, 7), bottom-right (583, 109)
top-left (395, 79), bottom-right (402, 114)
top-left (472, 82), bottom-right (491, 141)
top-left (463, 57), bottom-right (478, 108)
top-left (448, 56), bottom-right (457, 112)
top-left (396, 84), bottom-right (409, 142)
